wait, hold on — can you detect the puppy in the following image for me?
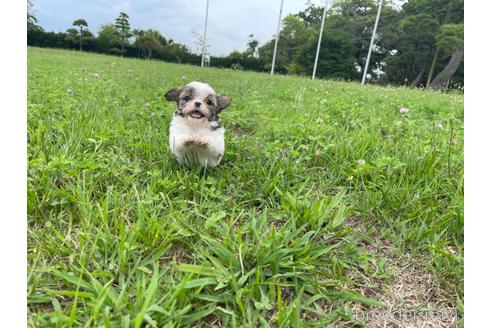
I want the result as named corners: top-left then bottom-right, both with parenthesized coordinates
top-left (165, 81), bottom-right (231, 168)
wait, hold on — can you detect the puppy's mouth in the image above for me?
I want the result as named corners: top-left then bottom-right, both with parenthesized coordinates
top-left (189, 110), bottom-right (204, 119)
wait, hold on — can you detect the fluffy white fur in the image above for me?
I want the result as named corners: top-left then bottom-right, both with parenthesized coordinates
top-left (169, 115), bottom-right (225, 168)
top-left (168, 82), bottom-right (226, 168)
top-left (185, 81), bottom-right (215, 98)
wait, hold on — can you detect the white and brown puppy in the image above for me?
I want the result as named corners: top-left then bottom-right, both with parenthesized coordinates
top-left (165, 81), bottom-right (231, 168)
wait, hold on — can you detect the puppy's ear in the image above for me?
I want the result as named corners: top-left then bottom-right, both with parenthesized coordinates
top-left (164, 88), bottom-right (182, 102)
top-left (216, 95), bottom-right (231, 112)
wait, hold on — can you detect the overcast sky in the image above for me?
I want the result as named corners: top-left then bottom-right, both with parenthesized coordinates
top-left (33, 0), bottom-right (329, 56)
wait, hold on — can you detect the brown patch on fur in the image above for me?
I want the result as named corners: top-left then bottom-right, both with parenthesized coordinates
top-left (184, 137), bottom-right (208, 147)
top-left (164, 87), bottom-right (183, 103)
top-left (216, 95), bottom-right (231, 112)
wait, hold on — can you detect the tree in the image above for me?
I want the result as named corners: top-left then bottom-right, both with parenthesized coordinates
top-left (398, 0), bottom-right (463, 89)
top-left (115, 12), bottom-right (131, 55)
top-left (429, 23), bottom-right (463, 90)
top-left (27, 0), bottom-right (42, 33)
top-left (383, 14), bottom-right (440, 86)
top-left (27, 0), bottom-right (37, 25)
top-left (379, 0), bottom-right (463, 88)
top-left (65, 28), bottom-right (78, 46)
top-left (328, 0), bottom-right (399, 81)
top-left (256, 0), bottom-right (398, 80)
top-left (403, 0), bottom-right (463, 25)
top-left (297, 2), bottom-right (325, 25)
top-left (244, 34), bottom-right (259, 58)
top-left (65, 28), bottom-right (94, 51)
top-left (258, 14), bottom-right (316, 73)
top-left (72, 19), bottom-right (89, 51)
top-left (95, 24), bottom-right (120, 54)
top-left (165, 40), bottom-right (190, 63)
top-left (134, 29), bottom-right (163, 59)
top-left (297, 26), bottom-right (358, 80)
top-left (191, 31), bottom-right (209, 58)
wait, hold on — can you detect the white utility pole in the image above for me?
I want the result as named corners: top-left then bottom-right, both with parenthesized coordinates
top-left (312, 0), bottom-right (330, 79)
top-left (361, 0), bottom-right (383, 84)
top-left (201, 0), bottom-right (210, 68)
top-left (270, 0), bottom-right (284, 75)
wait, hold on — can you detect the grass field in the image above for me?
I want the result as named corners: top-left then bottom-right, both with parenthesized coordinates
top-left (27, 47), bottom-right (464, 327)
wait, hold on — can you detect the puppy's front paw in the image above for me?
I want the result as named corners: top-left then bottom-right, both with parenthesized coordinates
top-left (195, 139), bottom-right (208, 147)
top-left (184, 137), bottom-right (208, 147)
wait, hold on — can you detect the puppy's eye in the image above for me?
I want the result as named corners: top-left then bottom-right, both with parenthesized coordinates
top-left (182, 96), bottom-right (192, 101)
top-left (206, 99), bottom-right (213, 106)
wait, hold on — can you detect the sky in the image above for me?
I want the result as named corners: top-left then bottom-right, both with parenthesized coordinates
top-left (33, 0), bottom-right (329, 56)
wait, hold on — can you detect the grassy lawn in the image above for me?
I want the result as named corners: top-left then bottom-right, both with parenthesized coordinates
top-left (27, 47), bottom-right (463, 327)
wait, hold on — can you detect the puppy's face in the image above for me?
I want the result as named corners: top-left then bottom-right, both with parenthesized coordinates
top-left (165, 82), bottom-right (231, 121)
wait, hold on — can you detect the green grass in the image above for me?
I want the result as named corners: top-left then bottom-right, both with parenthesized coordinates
top-left (27, 47), bottom-right (463, 327)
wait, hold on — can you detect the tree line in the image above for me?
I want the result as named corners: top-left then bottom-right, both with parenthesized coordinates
top-left (27, 0), bottom-right (463, 90)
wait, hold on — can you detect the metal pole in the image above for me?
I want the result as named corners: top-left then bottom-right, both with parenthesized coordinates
top-left (270, 0), bottom-right (284, 75)
top-left (361, 0), bottom-right (383, 84)
top-left (312, 0), bottom-right (330, 79)
top-left (201, 0), bottom-right (210, 67)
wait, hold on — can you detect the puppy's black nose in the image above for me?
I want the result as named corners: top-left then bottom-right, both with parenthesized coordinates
top-left (194, 101), bottom-right (201, 108)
